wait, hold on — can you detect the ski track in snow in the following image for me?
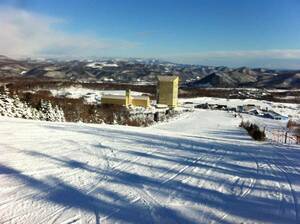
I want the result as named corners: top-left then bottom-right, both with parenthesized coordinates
top-left (1, 109), bottom-right (300, 224)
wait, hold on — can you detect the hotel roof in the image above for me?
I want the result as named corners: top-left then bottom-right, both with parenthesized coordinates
top-left (157, 76), bottom-right (179, 82)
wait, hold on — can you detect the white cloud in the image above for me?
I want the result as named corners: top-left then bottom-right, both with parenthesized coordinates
top-left (0, 7), bottom-right (136, 58)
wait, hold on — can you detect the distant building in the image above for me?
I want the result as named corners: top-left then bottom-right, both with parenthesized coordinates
top-left (101, 89), bottom-right (150, 108)
top-left (237, 104), bottom-right (261, 113)
top-left (157, 76), bottom-right (179, 108)
top-left (247, 109), bottom-right (261, 116)
top-left (131, 96), bottom-right (151, 108)
top-left (262, 111), bottom-right (288, 120)
top-left (244, 104), bottom-right (258, 112)
top-left (101, 75), bottom-right (179, 109)
top-left (216, 104), bottom-right (227, 110)
top-left (195, 103), bottom-right (209, 109)
top-left (237, 105), bottom-right (243, 113)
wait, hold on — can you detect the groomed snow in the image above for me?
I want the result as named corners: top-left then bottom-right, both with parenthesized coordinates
top-left (1, 109), bottom-right (300, 223)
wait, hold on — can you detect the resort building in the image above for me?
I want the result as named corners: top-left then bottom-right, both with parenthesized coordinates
top-left (101, 75), bottom-right (179, 109)
top-left (157, 76), bottom-right (179, 108)
top-left (101, 89), bottom-right (150, 108)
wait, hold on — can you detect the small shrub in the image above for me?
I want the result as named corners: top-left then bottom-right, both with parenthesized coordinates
top-left (287, 119), bottom-right (300, 136)
top-left (240, 121), bottom-right (266, 141)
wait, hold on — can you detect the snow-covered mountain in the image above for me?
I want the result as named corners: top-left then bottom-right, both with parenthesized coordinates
top-left (0, 55), bottom-right (300, 88)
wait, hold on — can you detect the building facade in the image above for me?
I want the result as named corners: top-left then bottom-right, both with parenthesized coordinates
top-left (101, 89), bottom-right (150, 108)
top-left (101, 75), bottom-right (179, 109)
top-left (157, 76), bottom-right (179, 108)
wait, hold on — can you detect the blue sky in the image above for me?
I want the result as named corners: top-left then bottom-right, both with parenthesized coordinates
top-left (0, 0), bottom-right (300, 68)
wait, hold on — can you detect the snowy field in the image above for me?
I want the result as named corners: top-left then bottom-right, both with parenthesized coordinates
top-left (180, 97), bottom-right (300, 132)
top-left (1, 109), bottom-right (300, 224)
top-left (49, 88), bottom-right (146, 104)
top-left (180, 97), bottom-right (300, 119)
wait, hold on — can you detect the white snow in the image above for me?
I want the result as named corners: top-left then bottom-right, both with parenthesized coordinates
top-left (49, 88), bottom-right (145, 103)
top-left (181, 97), bottom-right (300, 119)
top-left (154, 110), bottom-right (241, 139)
top-left (86, 62), bottom-right (118, 69)
top-left (1, 108), bottom-right (300, 223)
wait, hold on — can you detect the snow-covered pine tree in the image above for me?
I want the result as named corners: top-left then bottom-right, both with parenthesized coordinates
top-left (22, 102), bottom-right (34, 119)
top-left (0, 87), bottom-right (14, 117)
top-left (31, 107), bottom-right (41, 120)
top-left (12, 95), bottom-right (25, 118)
top-left (53, 105), bottom-right (65, 122)
top-left (0, 87), bottom-right (65, 122)
top-left (39, 100), bottom-right (65, 122)
top-left (46, 101), bottom-right (56, 121)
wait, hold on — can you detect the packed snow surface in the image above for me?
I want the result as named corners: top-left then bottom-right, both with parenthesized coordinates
top-left (1, 109), bottom-right (300, 223)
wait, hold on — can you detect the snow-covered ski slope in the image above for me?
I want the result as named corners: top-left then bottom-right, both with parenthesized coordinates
top-left (1, 110), bottom-right (300, 224)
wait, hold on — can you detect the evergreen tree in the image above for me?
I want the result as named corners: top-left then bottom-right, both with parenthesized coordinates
top-left (0, 88), bottom-right (65, 122)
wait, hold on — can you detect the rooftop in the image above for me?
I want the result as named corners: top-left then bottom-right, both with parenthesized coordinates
top-left (102, 95), bottom-right (149, 100)
top-left (101, 95), bottom-right (126, 100)
top-left (157, 76), bottom-right (179, 82)
top-left (132, 96), bottom-right (149, 100)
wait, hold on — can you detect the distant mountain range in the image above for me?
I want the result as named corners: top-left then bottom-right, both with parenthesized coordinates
top-left (0, 55), bottom-right (299, 89)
